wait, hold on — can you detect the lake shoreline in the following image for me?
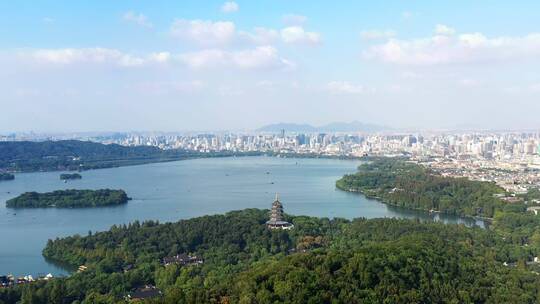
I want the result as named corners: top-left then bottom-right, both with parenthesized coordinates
top-left (335, 178), bottom-right (492, 227)
top-left (0, 156), bottom-right (485, 277)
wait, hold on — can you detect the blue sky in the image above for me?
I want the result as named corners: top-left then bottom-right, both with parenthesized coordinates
top-left (1, 1), bottom-right (540, 132)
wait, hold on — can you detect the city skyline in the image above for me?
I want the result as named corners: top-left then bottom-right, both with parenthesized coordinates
top-left (2, 1), bottom-right (540, 132)
top-left (6, 128), bottom-right (540, 195)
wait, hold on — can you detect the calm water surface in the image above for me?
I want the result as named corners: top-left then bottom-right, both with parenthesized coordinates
top-left (0, 156), bottom-right (482, 276)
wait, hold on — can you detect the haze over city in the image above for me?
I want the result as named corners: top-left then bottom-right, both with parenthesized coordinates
top-left (2, 1), bottom-right (540, 132)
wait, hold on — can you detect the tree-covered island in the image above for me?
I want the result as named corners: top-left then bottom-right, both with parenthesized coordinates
top-left (60, 173), bottom-right (82, 180)
top-left (0, 172), bottom-right (15, 181)
top-left (5, 189), bottom-right (129, 208)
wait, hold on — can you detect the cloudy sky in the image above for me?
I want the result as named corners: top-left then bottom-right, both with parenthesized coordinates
top-left (2, 1), bottom-right (540, 132)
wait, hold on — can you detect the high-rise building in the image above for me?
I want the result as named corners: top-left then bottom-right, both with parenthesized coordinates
top-left (296, 134), bottom-right (307, 145)
top-left (525, 141), bottom-right (535, 155)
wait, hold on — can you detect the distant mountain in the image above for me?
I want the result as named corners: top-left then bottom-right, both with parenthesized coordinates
top-left (321, 121), bottom-right (389, 132)
top-left (257, 123), bottom-right (318, 132)
top-left (257, 121), bottom-right (389, 133)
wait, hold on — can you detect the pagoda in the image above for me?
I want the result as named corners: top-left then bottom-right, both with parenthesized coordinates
top-left (266, 194), bottom-right (293, 230)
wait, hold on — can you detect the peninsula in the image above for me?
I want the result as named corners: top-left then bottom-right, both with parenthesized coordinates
top-left (336, 158), bottom-right (506, 218)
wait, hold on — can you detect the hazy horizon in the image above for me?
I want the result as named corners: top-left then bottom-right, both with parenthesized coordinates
top-left (2, 1), bottom-right (540, 132)
top-left (4, 122), bottom-right (540, 136)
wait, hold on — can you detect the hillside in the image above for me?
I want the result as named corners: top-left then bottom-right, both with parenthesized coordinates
top-left (0, 140), bottom-right (258, 172)
top-left (0, 209), bottom-right (537, 303)
top-left (336, 158), bottom-right (506, 218)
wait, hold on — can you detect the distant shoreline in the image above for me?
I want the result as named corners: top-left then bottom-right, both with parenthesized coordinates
top-left (1, 151), bottom-right (368, 174)
top-left (1, 151), bottom-right (266, 174)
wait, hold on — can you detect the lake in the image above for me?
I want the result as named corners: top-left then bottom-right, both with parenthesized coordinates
top-left (0, 156), bottom-right (483, 276)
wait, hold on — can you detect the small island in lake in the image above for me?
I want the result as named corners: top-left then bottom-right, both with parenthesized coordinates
top-left (60, 173), bottom-right (82, 180)
top-left (6, 189), bottom-right (129, 208)
top-left (0, 172), bottom-right (15, 181)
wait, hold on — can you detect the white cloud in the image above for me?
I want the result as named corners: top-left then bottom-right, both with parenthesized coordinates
top-left (173, 80), bottom-right (206, 92)
top-left (31, 48), bottom-right (137, 66)
top-left (123, 11), bottom-right (153, 28)
top-left (326, 81), bottom-right (366, 94)
top-left (27, 48), bottom-right (170, 67)
top-left (239, 27), bottom-right (280, 45)
top-left (256, 80), bottom-right (274, 88)
top-left (366, 27), bottom-right (540, 65)
top-left (231, 46), bottom-right (290, 69)
top-left (502, 83), bottom-right (540, 94)
top-left (169, 19), bottom-right (320, 47)
top-left (401, 71), bottom-right (422, 79)
top-left (178, 46), bottom-right (294, 70)
top-left (177, 49), bottom-right (227, 69)
top-left (170, 19), bottom-right (236, 46)
top-left (387, 84), bottom-right (407, 92)
top-left (282, 14), bottom-right (307, 26)
top-left (23, 46), bottom-right (294, 71)
top-left (118, 55), bottom-right (146, 67)
top-left (360, 30), bottom-right (396, 40)
top-left (136, 80), bottom-right (205, 94)
top-left (221, 1), bottom-right (239, 13)
top-left (242, 26), bottom-right (322, 46)
top-left (148, 52), bottom-right (171, 63)
top-left (435, 24), bottom-right (455, 36)
top-left (281, 26), bottom-right (321, 45)
top-left (459, 79), bottom-right (481, 87)
top-left (530, 83), bottom-right (540, 92)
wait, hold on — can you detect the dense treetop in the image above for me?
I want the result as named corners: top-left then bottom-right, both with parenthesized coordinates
top-left (336, 158), bottom-right (506, 218)
top-left (0, 172), bottom-right (14, 181)
top-left (1, 209), bottom-right (539, 303)
top-left (5, 189), bottom-right (129, 208)
top-left (60, 173), bottom-right (82, 180)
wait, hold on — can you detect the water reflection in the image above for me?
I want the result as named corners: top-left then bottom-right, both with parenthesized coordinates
top-left (385, 204), bottom-right (487, 228)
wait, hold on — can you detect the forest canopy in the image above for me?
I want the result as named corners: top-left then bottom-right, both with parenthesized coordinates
top-left (337, 158), bottom-right (506, 218)
top-left (5, 189), bottom-right (129, 208)
top-left (1, 209), bottom-right (539, 303)
top-left (0, 140), bottom-right (262, 172)
top-left (60, 173), bottom-right (82, 180)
